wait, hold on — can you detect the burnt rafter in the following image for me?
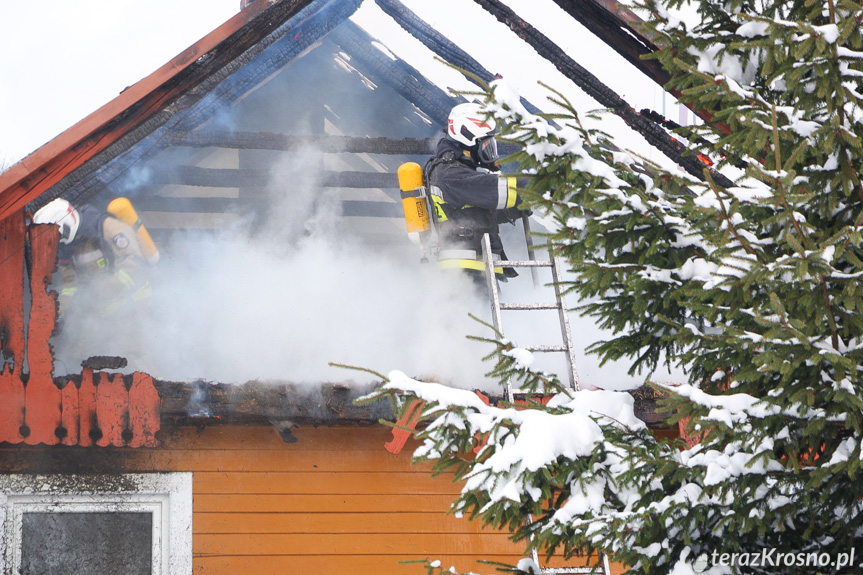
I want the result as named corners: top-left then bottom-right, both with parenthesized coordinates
top-left (472, 0), bottom-right (733, 188)
top-left (327, 21), bottom-right (461, 128)
top-left (133, 196), bottom-right (402, 218)
top-left (553, 0), bottom-right (721, 133)
top-left (374, 0), bottom-right (554, 125)
top-left (167, 130), bottom-right (519, 157)
top-left (149, 165), bottom-right (399, 189)
top-left (550, 0), bottom-right (670, 88)
top-left (168, 131), bottom-right (439, 154)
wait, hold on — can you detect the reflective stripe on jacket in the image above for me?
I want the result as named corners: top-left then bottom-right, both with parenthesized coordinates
top-left (425, 138), bottom-right (518, 271)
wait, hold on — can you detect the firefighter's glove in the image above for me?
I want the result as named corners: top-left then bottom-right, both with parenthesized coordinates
top-left (498, 206), bottom-right (530, 224)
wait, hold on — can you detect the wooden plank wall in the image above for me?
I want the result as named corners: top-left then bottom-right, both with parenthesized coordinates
top-left (0, 423), bottom-right (520, 573)
top-left (176, 425), bottom-right (519, 574)
top-left (0, 424), bottom-right (624, 574)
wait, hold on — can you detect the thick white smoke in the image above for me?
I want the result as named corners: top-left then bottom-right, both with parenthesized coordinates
top-left (51, 148), bottom-right (683, 390)
top-left (52, 150), bottom-right (495, 388)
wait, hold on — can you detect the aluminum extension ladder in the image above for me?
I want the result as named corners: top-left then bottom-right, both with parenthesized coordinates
top-left (480, 232), bottom-right (580, 396)
top-left (480, 232), bottom-right (612, 575)
top-left (528, 556), bottom-right (613, 575)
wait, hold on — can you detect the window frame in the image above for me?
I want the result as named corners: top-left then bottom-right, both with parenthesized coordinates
top-left (0, 473), bottom-right (192, 575)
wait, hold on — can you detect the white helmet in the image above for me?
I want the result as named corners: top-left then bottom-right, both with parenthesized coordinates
top-left (447, 103), bottom-right (499, 164)
top-left (32, 198), bottom-right (80, 244)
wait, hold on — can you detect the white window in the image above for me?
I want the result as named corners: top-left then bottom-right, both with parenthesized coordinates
top-left (0, 473), bottom-right (192, 575)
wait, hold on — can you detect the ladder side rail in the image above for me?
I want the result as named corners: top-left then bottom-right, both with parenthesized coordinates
top-left (550, 253), bottom-right (580, 390)
top-left (497, 259), bottom-right (553, 268)
top-left (492, 237), bottom-right (607, 574)
top-left (481, 233), bottom-right (514, 402)
top-left (482, 233), bottom-right (505, 335)
top-left (522, 212), bottom-right (540, 287)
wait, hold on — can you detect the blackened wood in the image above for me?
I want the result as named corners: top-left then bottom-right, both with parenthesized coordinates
top-left (149, 166), bottom-right (400, 189)
top-left (133, 196), bottom-right (240, 213)
top-left (169, 131), bottom-right (438, 154)
top-left (327, 22), bottom-right (460, 128)
top-left (134, 196), bottom-right (403, 219)
top-left (374, 0), bottom-right (556, 126)
top-left (472, 0), bottom-right (733, 188)
top-left (151, 379), bottom-right (667, 428)
top-left (154, 380), bottom-right (395, 426)
top-left (82, 356), bottom-right (129, 370)
top-left (551, 0), bottom-right (670, 88)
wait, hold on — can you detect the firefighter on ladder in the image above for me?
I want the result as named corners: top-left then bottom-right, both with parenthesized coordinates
top-left (31, 197), bottom-right (158, 322)
top-left (424, 102), bottom-right (527, 287)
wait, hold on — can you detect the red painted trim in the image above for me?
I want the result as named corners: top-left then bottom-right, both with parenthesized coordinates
top-left (129, 372), bottom-right (161, 447)
top-left (0, 374), bottom-right (25, 444)
top-left (78, 369), bottom-right (98, 447)
top-left (60, 379), bottom-right (80, 446)
top-left (385, 399), bottom-right (425, 455)
top-left (0, 220), bottom-right (163, 447)
top-left (0, 212), bottom-right (26, 374)
top-left (96, 373), bottom-right (129, 447)
top-left (23, 223), bottom-right (60, 445)
top-left (0, 210), bottom-right (26, 444)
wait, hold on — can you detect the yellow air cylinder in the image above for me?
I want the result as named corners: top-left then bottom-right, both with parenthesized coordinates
top-left (107, 197), bottom-right (160, 265)
top-left (398, 162), bottom-right (431, 240)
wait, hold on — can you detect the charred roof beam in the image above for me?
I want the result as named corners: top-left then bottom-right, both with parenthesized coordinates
top-left (550, 0), bottom-right (670, 88)
top-left (471, 0), bottom-right (732, 188)
top-left (374, 0), bottom-right (554, 125)
top-left (168, 131), bottom-right (438, 154)
top-left (146, 165), bottom-right (399, 189)
top-left (153, 379), bottom-right (670, 429)
top-left (134, 195), bottom-right (402, 218)
top-left (326, 21), bottom-right (461, 128)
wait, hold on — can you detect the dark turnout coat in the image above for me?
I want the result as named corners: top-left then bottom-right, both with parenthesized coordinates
top-left (425, 138), bottom-right (521, 275)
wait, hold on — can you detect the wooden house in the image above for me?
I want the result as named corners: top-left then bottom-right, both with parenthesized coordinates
top-left (0, 1), bottom-right (679, 573)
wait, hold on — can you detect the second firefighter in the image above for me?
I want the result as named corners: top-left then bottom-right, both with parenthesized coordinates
top-left (425, 102), bottom-right (526, 285)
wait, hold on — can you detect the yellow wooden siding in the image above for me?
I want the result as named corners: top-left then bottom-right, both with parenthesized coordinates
top-left (1, 424), bottom-right (624, 574)
top-left (148, 425), bottom-right (525, 574)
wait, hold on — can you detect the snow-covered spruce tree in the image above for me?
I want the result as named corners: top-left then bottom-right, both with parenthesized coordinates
top-left (360, 0), bottom-right (863, 573)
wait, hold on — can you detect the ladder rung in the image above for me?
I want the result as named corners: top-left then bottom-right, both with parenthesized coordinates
top-left (500, 302), bottom-right (561, 311)
top-left (540, 569), bottom-right (605, 574)
top-left (498, 259), bottom-right (553, 268)
top-left (523, 345), bottom-right (568, 352)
